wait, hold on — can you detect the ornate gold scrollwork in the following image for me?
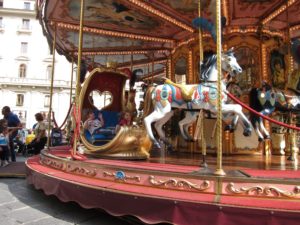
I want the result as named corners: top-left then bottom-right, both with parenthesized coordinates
top-left (226, 182), bottom-right (300, 198)
top-left (149, 176), bottom-right (210, 192)
top-left (41, 158), bottom-right (65, 170)
top-left (103, 171), bottom-right (141, 182)
top-left (67, 165), bottom-right (97, 177)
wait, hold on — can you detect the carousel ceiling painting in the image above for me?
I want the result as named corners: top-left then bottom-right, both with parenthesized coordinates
top-left (69, 0), bottom-right (161, 30)
top-left (39, 0), bottom-right (300, 78)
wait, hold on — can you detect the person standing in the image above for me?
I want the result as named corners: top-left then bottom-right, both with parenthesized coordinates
top-left (1, 106), bottom-right (22, 162)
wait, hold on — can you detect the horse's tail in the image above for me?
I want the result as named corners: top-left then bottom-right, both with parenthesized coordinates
top-left (143, 86), bottom-right (155, 117)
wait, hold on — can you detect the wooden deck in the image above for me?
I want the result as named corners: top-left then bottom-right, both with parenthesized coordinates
top-left (148, 149), bottom-right (299, 172)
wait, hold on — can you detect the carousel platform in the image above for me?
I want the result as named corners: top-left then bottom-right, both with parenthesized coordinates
top-left (26, 146), bottom-right (300, 225)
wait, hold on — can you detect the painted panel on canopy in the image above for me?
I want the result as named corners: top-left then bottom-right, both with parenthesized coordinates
top-left (150, 0), bottom-right (215, 22)
top-left (67, 0), bottom-right (181, 38)
top-left (273, 1), bottom-right (300, 30)
top-left (229, 0), bottom-right (283, 26)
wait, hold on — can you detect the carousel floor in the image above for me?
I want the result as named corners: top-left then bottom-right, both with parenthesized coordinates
top-left (148, 149), bottom-right (300, 172)
top-left (25, 146), bottom-right (300, 225)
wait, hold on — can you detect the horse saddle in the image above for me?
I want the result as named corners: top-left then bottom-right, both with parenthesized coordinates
top-left (164, 78), bottom-right (194, 102)
top-left (258, 90), bottom-right (275, 107)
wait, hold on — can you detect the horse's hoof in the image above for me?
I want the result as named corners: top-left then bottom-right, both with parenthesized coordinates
top-left (258, 137), bottom-right (264, 142)
top-left (153, 142), bottom-right (161, 149)
top-left (225, 125), bottom-right (235, 133)
top-left (186, 137), bottom-right (195, 142)
top-left (190, 138), bottom-right (196, 142)
top-left (167, 145), bottom-right (175, 153)
top-left (243, 128), bottom-right (252, 137)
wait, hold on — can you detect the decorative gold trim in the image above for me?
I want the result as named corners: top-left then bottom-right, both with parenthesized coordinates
top-left (262, 0), bottom-right (296, 25)
top-left (76, 49), bottom-right (169, 56)
top-left (226, 182), bottom-right (300, 198)
top-left (55, 22), bottom-right (175, 44)
top-left (67, 165), bottom-right (97, 177)
top-left (41, 158), bottom-right (65, 170)
top-left (149, 176), bottom-right (210, 192)
top-left (103, 171), bottom-right (141, 182)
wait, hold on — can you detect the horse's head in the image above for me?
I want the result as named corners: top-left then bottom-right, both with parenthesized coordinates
top-left (274, 89), bottom-right (300, 112)
top-left (133, 68), bottom-right (143, 76)
top-left (222, 48), bottom-right (242, 77)
top-left (129, 68), bottom-right (144, 89)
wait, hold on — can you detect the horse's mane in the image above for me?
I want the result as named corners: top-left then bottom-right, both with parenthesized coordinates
top-left (200, 54), bottom-right (217, 81)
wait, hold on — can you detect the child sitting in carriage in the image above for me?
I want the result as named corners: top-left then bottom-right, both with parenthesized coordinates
top-left (115, 111), bottom-right (133, 133)
top-left (83, 110), bottom-right (105, 135)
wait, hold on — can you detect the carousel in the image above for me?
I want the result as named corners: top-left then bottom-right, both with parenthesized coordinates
top-left (26, 0), bottom-right (300, 224)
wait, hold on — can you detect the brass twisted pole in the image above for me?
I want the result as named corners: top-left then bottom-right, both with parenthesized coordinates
top-left (69, 57), bottom-right (74, 105)
top-left (214, 0), bottom-right (226, 176)
top-left (73, 0), bottom-right (85, 157)
top-left (47, 23), bottom-right (57, 150)
top-left (198, 0), bottom-right (207, 167)
top-left (198, 0), bottom-right (204, 63)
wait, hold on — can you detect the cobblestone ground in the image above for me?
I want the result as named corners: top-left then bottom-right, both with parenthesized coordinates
top-left (0, 178), bottom-right (137, 225)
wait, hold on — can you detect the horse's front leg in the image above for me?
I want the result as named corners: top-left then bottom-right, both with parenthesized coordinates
top-left (253, 118), bottom-right (264, 142)
top-left (223, 113), bottom-right (239, 132)
top-left (258, 117), bottom-right (270, 139)
top-left (179, 111), bottom-right (197, 141)
top-left (222, 104), bottom-right (252, 136)
top-left (144, 104), bottom-right (171, 149)
top-left (154, 111), bottom-right (174, 146)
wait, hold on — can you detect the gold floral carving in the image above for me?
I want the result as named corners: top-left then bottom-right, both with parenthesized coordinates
top-left (149, 176), bottom-right (210, 191)
top-left (226, 182), bottom-right (300, 198)
top-left (67, 165), bottom-right (97, 177)
top-left (103, 171), bottom-right (140, 182)
top-left (41, 158), bottom-right (65, 170)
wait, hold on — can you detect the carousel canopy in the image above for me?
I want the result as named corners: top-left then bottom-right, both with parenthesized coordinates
top-left (37, 0), bottom-right (300, 78)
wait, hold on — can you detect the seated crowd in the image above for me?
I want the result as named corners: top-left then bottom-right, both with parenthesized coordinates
top-left (0, 106), bottom-right (135, 166)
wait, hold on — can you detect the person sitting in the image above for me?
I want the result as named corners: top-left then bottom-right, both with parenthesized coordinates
top-left (15, 129), bottom-right (27, 154)
top-left (115, 111), bottom-right (133, 133)
top-left (0, 121), bottom-right (10, 167)
top-left (25, 129), bottom-right (35, 146)
top-left (27, 113), bottom-right (47, 155)
top-left (83, 110), bottom-right (104, 135)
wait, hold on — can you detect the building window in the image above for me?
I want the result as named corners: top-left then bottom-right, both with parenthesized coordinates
top-left (24, 2), bottom-right (31, 10)
top-left (0, 1), bottom-right (3, 8)
top-left (44, 95), bottom-right (50, 107)
top-left (22, 19), bottom-right (30, 29)
top-left (16, 94), bottom-right (24, 106)
top-left (46, 65), bottom-right (52, 79)
top-left (19, 64), bottom-right (27, 78)
top-left (21, 42), bottom-right (28, 54)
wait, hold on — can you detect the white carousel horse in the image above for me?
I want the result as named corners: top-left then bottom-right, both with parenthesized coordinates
top-left (170, 80), bottom-right (244, 142)
top-left (143, 49), bottom-right (252, 148)
top-left (249, 81), bottom-right (300, 142)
